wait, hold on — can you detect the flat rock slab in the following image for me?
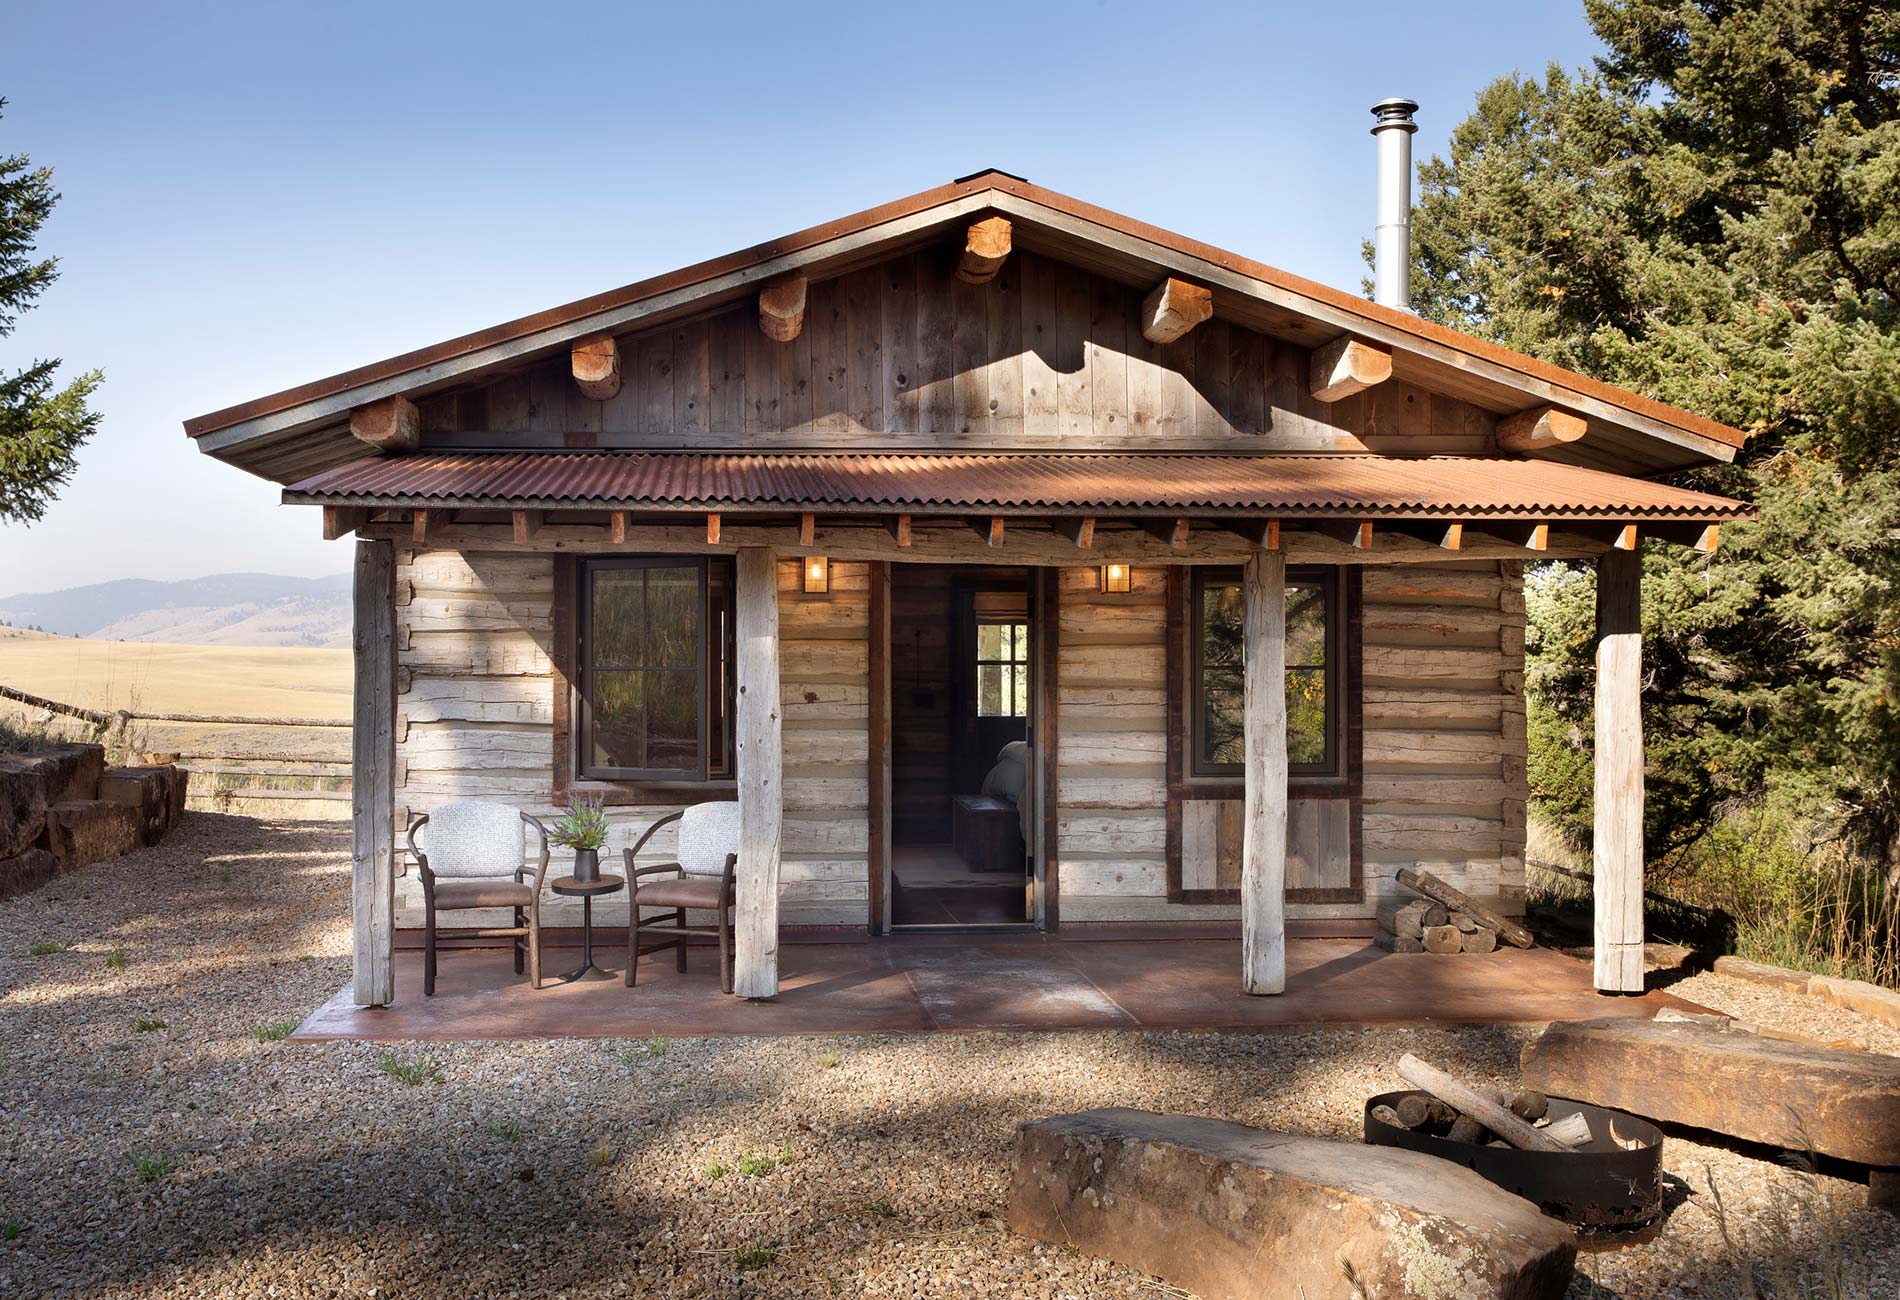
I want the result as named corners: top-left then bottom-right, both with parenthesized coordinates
top-left (100, 765), bottom-right (188, 846)
top-left (0, 848), bottom-right (58, 900)
top-left (1711, 956), bottom-right (1813, 992)
top-left (44, 800), bottom-right (140, 872)
top-left (1808, 974), bottom-right (1900, 1031)
top-left (0, 744), bottom-right (105, 857)
top-left (1008, 1108), bottom-right (1576, 1300)
top-left (1521, 1018), bottom-right (1900, 1167)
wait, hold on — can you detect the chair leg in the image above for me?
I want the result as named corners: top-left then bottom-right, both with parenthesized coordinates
top-left (528, 909), bottom-right (542, 990)
top-left (423, 906), bottom-right (437, 997)
top-left (676, 903), bottom-right (688, 973)
top-left (719, 905), bottom-right (734, 995)
top-left (626, 903), bottom-right (640, 988)
top-left (513, 907), bottom-right (526, 976)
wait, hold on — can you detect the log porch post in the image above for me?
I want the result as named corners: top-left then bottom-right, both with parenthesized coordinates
top-left (1594, 548), bottom-right (1645, 992)
top-left (733, 546), bottom-right (783, 998)
top-left (350, 538), bottom-right (397, 1006)
top-left (1241, 550), bottom-right (1289, 994)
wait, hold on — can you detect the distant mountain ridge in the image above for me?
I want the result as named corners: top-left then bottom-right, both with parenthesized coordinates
top-left (0, 573), bottom-right (351, 647)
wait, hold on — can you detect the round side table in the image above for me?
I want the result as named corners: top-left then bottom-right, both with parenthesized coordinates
top-left (549, 874), bottom-right (624, 983)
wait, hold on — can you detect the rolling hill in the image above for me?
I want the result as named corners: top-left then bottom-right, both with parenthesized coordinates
top-left (0, 572), bottom-right (350, 648)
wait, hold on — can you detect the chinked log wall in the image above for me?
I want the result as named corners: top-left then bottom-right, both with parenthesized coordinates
top-left (387, 550), bottom-right (1526, 931)
top-left (413, 250), bottom-right (1497, 454)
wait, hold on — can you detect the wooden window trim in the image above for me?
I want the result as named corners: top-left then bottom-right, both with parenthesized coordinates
top-left (1163, 566), bottom-right (1364, 905)
top-left (553, 556), bottom-right (739, 805)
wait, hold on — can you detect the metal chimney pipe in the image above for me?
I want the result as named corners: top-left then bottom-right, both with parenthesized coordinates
top-left (1370, 97), bottom-right (1419, 311)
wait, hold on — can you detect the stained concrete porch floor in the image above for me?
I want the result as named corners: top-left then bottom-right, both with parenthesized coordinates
top-left (292, 934), bottom-right (1699, 1041)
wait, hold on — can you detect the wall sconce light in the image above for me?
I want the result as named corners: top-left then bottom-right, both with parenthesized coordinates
top-left (1100, 562), bottom-right (1132, 594)
top-left (803, 555), bottom-right (831, 594)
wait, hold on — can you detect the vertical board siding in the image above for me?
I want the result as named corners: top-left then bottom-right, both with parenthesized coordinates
top-left (389, 549), bottom-right (872, 934)
top-left (416, 249), bottom-right (1498, 453)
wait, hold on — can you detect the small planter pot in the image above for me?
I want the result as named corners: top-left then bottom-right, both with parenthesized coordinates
top-left (571, 848), bottom-right (600, 884)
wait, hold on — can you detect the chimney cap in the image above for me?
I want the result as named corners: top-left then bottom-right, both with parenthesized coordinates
top-left (1370, 97), bottom-right (1420, 134)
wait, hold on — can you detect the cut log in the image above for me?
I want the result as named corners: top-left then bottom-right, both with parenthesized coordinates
top-left (1370, 1103), bottom-right (1403, 1129)
top-left (1510, 1090), bottom-right (1549, 1122)
top-left (1395, 1095), bottom-right (1433, 1130)
top-left (1462, 928), bottom-right (1499, 955)
top-left (1396, 1054), bottom-right (1571, 1153)
top-left (1422, 924), bottom-right (1463, 954)
top-left (570, 333), bottom-right (621, 400)
top-left (1309, 335), bottom-right (1393, 403)
top-left (349, 395), bottom-right (419, 453)
top-left (1449, 910), bottom-right (1481, 933)
top-left (1375, 932), bottom-right (1425, 954)
top-left (1448, 1115), bottom-right (1488, 1145)
top-left (956, 216), bottom-right (1012, 285)
top-left (1376, 898), bottom-right (1447, 938)
top-left (1497, 406), bottom-right (1587, 453)
top-left (1140, 277), bottom-right (1214, 345)
top-left (1008, 1108), bottom-right (1577, 1300)
top-left (1542, 1112), bottom-right (1593, 1150)
top-left (758, 275), bottom-right (808, 343)
top-left (1520, 1018), bottom-right (1900, 1168)
top-left (1397, 867), bottom-right (1535, 949)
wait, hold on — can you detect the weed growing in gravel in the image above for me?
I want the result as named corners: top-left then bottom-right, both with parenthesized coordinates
top-left (1, 1222), bottom-right (19, 1243)
top-left (733, 1243), bottom-right (776, 1270)
top-left (127, 1152), bottom-right (177, 1182)
top-left (619, 1033), bottom-right (670, 1065)
top-left (589, 1139), bottom-right (616, 1169)
top-left (490, 1120), bottom-right (523, 1142)
top-left (132, 1016), bottom-right (166, 1032)
top-left (27, 940), bottom-right (69, 956)
top-left (251, 1019), bottom-right (299, 1042)
top-left (105, 949), bottom-right (129, 969)
top-left (813, 1048), bottom-right (841, 1069)
top-left (702, 1159), bottom-right (731, 1181)
top-left (376, 1051), bottom-right (443, 1085)
top-left (737, 1145), bottom-right (793, 1177)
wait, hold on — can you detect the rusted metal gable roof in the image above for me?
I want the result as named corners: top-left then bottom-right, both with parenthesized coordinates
top-left (284, 452), bottom-right (1752, 521)
top-left (188, 171), bottom-right (1748, 482)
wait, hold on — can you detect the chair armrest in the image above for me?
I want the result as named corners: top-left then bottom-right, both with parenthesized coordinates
top-left (519, 812), bottom-right (552, 890)
top-left (405, 814), bottom-right (432, 882)
top-left (626, 809), bottom-right (684, 861)
top-left (625, 860), bottom-right (686, 880)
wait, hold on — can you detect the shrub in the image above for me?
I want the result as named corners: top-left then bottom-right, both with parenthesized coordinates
top-left (376, 1051), bottom-right (443, 1086)
top-left (105, 949), bottom-right (128, 970)
top-left (733, 1243), bottom-right (776, 1270)
top-left (251, 1019), bottom-right (299, 1042)
top-left (131, 1016), bottom-right (166, 1033)
top-left (27, 940), bottom-right (69, 956)
top-left (127, 1152), bottom-right (176, 1182)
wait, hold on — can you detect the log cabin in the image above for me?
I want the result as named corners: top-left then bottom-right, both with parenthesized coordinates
top-left (185, 118), bottom-right (1751, 1006)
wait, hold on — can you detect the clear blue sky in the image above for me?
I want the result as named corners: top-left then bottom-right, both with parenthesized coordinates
top-left (1, 0), bottom-right (1599, 592)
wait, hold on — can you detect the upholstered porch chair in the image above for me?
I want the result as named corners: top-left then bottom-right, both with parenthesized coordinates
top-left (623, 801), bottom-right (739, 993)
top-left (406, 801), bottom-right (551, 995)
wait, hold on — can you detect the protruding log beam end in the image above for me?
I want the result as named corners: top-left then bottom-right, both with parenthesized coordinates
top-left (1140, 278), bottom-right (1214, 345)
top-left (1053, 515), bottom-right (1096, 549)
top-left (1309, 520), bottom-right (1374, 550)
top-left (571, 333), bottom-right (622, 400)
top-left (411, 508), bottom-right (439, 546)
top-left (349, 395), bottom-right (420, 454)
top-left (609, 510), bottom-right (628, 544)
top-left (706, 513), bottom-right (722, 545)
top-left (1140, 517), bottom-right (1191, 550)
top-left (1309, 335), bottom-right (1394, 403)
top-left (799, 513), bottom-right (816, 547)
top-left (1497, 405), bottom-right (1588, 453)
top-left (956, 217), bottom-right (1013, 285)
top-left (323, 506), bottom-right (369, 541)
top-left (759, 275), bottom-right (808, 343)
top-left (969, 515), bottom-right (1005, 547)
top-left (1650, 521), bottom-right (1721, 553)
top-left (511, 510), bottom-right (541, 544)
top-left (889, 514), bottom-right (912, 548)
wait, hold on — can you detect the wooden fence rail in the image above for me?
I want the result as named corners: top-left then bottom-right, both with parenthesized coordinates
top-left (0, 682), bottom-right (350, 729)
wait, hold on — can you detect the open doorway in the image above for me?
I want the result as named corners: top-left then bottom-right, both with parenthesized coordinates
top-left (888, 565), bottom-right (1035, 928)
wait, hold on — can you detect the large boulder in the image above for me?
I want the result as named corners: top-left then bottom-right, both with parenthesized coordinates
top-left (0, 848), bottom-right (59, 900)
top-left (100, 765), bottom-right (188, 846)
top-left (0, 744), bottom-right (106, 857)
top-left (1521, 1018), bottom-right (1900, 1168)
top-left (1008, 1108), bottom-right (1576, 1300)
top-left (43, 800), bottom-right (140, 872)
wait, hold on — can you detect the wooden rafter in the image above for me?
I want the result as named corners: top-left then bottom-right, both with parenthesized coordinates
top-left (1051, 516), bottom-right (1096, 549)
top-left (969, 515), bottom-right (1005, 547)
top-left (512, 509), bottom-right (542, 544)
top-left (1498, 406), bottom-right (1587, 453)
top-left (758, 275), bottom-right (808, 343)
top-left (1139, 517), bottom-right (1190, 550)
top-left (799, 512), bottom-right (816, 546)
top-left (349, 395), bottom-right (419, 454)
top-left (1385, 520), bottom-right (1463, 551)
top-left (955, 217), bottom-right (1012, 285)
top-left (571, 333), bottom-right (622, 400)
top-left (1140, 278), bottom-right (1213, 345)
top-left (889, 514), bottom-right (912, 547)
top-left (1648, 521), bottom-right (1720, 553)
top-left (1219, 519), bottom-right (1280, 551)
top-left (609, 510), bottom-right (628, 543)
top-left (411, 508), bottom-right (440, 546)
top-left (1309, 336), bottom-right (1393, 403)
top-left (323, 506), bottom-right (369, 541)
top-left (1305, 520), bottom-right (1373, 550)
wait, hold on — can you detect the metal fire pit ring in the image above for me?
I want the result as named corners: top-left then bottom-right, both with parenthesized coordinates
top-left (1364, 1090), bottom-right (1665, 1229)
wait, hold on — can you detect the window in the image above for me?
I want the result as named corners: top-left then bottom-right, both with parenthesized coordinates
top-left (976, 620), bottom-right (1030, 717)
top-left (577, 557), bottom-right (733, 782)
top-left (1190, 567), bottom-right (1338, 777)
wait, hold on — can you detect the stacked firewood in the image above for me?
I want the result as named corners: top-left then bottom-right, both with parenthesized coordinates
top-left (1373, 867), bottom-right (1538, 955)
top-left (1375, 1053), bottom-right (1591, 1151)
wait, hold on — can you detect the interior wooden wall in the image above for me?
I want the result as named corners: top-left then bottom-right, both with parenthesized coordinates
top-left (889, 567), bottom-right (953, 843)
top-left (415, 250), bottom-right (1498, 454)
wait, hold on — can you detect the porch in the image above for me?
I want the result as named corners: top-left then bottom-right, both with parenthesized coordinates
top-left (292, 932), bottom-right (1694, 1041)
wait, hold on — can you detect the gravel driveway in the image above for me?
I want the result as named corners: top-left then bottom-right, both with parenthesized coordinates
top-left (2, 812), bottom-right (1895, 1298)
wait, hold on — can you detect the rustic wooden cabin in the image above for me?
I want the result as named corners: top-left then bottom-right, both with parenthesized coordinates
top-left (185, 158), bottom-right (1751, 1007)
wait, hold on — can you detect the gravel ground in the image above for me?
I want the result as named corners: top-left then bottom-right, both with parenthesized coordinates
top-left (3, 813), bottom-right (1896, 1299)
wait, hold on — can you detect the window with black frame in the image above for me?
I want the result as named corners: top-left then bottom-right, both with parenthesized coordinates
top-left (1191, 568), bottom-right (1338, 777)
top-left (577, 557), bottom-right (734, 782)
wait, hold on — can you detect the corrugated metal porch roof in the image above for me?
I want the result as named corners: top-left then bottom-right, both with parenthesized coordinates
top-left (284, 452), bottom-right (1752, 521)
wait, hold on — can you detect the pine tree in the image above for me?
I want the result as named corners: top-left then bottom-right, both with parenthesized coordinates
top-left (1405, 2), bottom-right (1900, 865)
top-left (1, 97), bottom-right (101, 524)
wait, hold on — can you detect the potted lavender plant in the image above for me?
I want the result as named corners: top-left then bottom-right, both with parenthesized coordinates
top-left (550, 795), bottom-right (610, 883)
